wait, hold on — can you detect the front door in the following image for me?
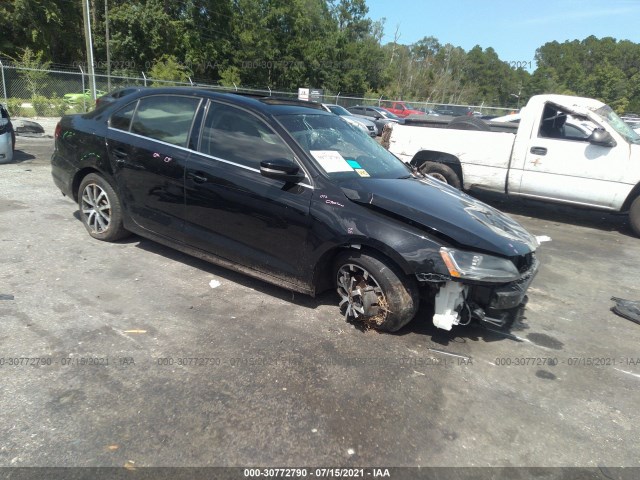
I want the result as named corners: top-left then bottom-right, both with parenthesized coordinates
top-left (516, 104), bottom-right (629, 208)
top-left (184, 101), bottom-right (313, 286)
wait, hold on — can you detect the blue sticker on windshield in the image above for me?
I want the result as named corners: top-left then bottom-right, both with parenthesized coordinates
top-left (346, 160), bottom-right (362, 169)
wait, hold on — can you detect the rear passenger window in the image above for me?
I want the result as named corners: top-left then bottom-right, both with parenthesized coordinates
top-left (199, 102), bottom-right (294, 168)
top-left (130, 95), bottom-right (200, 147)
top-left (110, 101), bottom-right (137, 131)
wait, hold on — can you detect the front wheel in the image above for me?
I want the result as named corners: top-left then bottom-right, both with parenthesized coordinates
top-left (78, 173), bottom-right (130, 242)
top-left (334, 251), bottom-right (419, 332)
top-left (629, 196), bottom-right (640, 237)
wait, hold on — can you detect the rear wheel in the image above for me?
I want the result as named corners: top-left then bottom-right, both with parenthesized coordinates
top-left (419, 161), bottom-right (461, 189)
top-left (629, 196), bottom-right (640, 237)
top-left (334, 251), bottom-right (419, 332)
top-left (78, 173), bottom-right (130, 242)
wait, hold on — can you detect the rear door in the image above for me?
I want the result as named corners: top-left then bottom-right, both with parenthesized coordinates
top-left (183, 100), bottom-right (313, 287)
top-left (107, 94), bottom-right (202, 238)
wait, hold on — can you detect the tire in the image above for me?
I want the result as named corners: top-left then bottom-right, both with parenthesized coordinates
top-left (78, 173), bottom-right (130, 242)
top-left (334, 250), bottom-right (419, 332)
top-left (419, 161), bottom-right (462, 189)
top-left (630, 196), bottom-right (640, 237)
top-left (446, 116), bottom-right (491, 131)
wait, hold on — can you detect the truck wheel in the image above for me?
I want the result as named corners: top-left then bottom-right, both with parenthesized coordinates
top-left (630, 196), bottom-right (640, 237)
top-left (446, 116), bottom-right (491, 131)
top-left (334, 251), bottom-right (419, 332)
top-left (419, 161), bottom-right (462, 189)
top-left (78, 173), bottom-right (130, 242)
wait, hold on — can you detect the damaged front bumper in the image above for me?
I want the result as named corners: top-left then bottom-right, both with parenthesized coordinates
top-left (424, 257), bottom-right (539, 330)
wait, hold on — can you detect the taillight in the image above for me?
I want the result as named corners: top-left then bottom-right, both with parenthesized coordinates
top-left (54, 122), bottom-right (62, 139)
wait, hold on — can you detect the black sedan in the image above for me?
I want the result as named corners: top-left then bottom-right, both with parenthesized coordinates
top-left (52, 88), bottom-right (540, 332)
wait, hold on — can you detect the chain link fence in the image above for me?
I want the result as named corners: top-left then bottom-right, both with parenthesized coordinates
top-left (0, 61), bottom-right (512, 118)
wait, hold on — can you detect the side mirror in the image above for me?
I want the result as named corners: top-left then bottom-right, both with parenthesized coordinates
top-left (260, 158), bottom-right (305, 183)
top-left (588, 128), bottom-right (616, 148)
top-left (373, 115), bottom-right (381, 120)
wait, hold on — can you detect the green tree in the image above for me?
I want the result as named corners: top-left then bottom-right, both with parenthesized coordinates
top-left (11, 48), bottom-right (51, 96)
top-left (148, 55), bottom-right (192, 85)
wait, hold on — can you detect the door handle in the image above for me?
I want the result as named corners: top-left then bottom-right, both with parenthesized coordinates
top-left (187, 171), bottom-right (208, 183)
top-left (530, 146), bottom-right (547, 155)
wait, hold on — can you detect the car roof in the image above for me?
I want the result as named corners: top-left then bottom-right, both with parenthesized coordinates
top-left (112, 87), bottom-right (330, 116)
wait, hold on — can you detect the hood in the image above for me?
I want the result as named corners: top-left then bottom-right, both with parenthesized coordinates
top-left (340, 176), bottom-right (537, 256)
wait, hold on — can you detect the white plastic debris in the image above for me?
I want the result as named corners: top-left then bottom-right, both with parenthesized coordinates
top-left (536, 235), bottom-right (552, 244)
top-left (209, 280), bottom-right (221, 289)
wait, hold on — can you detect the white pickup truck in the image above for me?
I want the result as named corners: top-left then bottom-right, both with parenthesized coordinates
top-left (387, 94), bottom-right (640, 236)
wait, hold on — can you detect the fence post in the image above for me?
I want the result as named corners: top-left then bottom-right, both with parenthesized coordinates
top-left (141, 72), bottom-right (147, 87)
top-left (79, 66), bottom-right (86, 112)
top-left (335, 92), bottom-right (340, 105)
top-left (267, 86), bottom-right (271, 96)
top-left (0, 60), bottom-right (7, 107)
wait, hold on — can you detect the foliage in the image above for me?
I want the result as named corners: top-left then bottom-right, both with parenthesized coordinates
top-left (2, 0), bottom-right (640, 110)
top-left (10, 48), bottom-right (51, 97)
top-left (0, 0), bottom-right (83, 64)
top-left (148, 55), bottom-right (193, 85)
top-left (6, 98), bottom-right (25, 117)
top-left (47, 96), bottom-right (68, 116)
top-left (31, 95), bottom-right (49, 116)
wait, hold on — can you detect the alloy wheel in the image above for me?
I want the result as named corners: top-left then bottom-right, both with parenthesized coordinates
top-left (336, 263), bottom-right (388, 324)
top-left (81, 183), bottom-right (111, 234)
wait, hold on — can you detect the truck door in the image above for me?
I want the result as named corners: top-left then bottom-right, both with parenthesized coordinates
top-left (516, 103), bottom-right (629, 209)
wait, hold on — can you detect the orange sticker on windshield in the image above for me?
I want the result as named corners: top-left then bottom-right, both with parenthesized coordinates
top-left (355, 168), bottom-right (370, 177)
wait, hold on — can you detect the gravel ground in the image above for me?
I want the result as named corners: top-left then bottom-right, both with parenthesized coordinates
top-left (0, 136), bottom-right (639, 472)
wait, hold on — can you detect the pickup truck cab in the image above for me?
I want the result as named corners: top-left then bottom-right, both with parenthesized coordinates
top-left (383, 101), bottom-right (424, 118)
top-left (387, 94), bottom-right (640, 236)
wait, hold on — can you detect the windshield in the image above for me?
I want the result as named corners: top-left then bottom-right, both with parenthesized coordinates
top-left (594, 105), bottom-right (640, 144)
top-left (277, 113), bottom-right (411, 180)
top-left (327, 105), bottom-right (351, 116)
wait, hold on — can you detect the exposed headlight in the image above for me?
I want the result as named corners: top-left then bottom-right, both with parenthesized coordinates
top-left (439, 247), bottom-right (520, 282)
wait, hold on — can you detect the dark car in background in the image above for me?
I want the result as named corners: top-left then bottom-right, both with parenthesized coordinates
top-left (51, 88), bottom-right (540, 333)
top-left (346, 105), bottom-right (405, 135)
top-left (433, 104), bottom-right (473, 117)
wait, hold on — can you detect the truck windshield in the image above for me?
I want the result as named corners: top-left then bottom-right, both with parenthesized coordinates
top-left (277, 113), bottom-right (411, 180)
top-left (595, 105), bottom-right (640, 144)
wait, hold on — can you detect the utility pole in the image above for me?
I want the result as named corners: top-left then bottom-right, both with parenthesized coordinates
top-left (81, 0), bottom-right (97, 102)
top-left (105, 0), bottom-right (111, 91)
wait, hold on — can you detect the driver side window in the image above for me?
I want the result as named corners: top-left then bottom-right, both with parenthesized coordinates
top-left (539, 104), bottom-right (597, 142)
top-left (199, 102), bottom-right (295, 169)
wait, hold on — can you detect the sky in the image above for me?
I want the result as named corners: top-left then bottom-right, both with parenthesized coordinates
top-left (366, 0), bottom-right (640, 70)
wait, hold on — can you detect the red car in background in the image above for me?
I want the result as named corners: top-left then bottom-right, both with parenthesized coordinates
top-left (383, 101), bottom-right (423, 118)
